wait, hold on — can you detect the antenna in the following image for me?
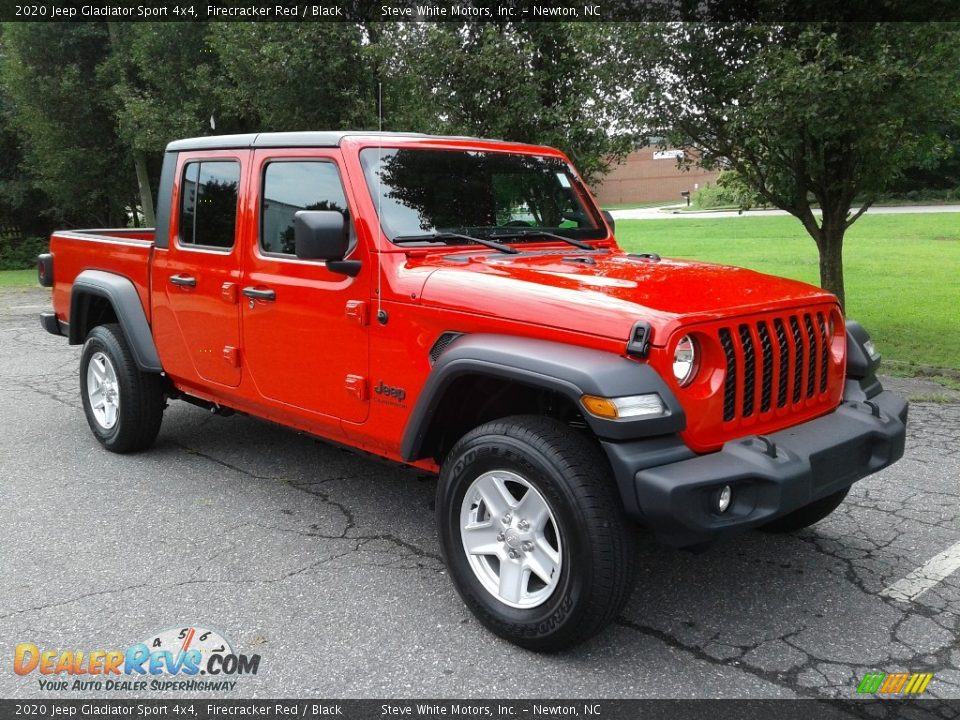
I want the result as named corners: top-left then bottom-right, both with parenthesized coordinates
top-left (376, 81), bottom-right (386, 325)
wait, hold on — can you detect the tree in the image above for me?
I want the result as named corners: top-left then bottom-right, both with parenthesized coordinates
top-left (0, 36), bottom-right (54, 239)
top-left (207, 23), bottom-right (375, 132)
top-left (104, 22), bottom-right (231, 226)
top-left (887, 122), bottom-right (960, 194)
top-left (637, 23), bottom-right (960, 307)
top-left (107, 23), bottom-right (225, 154)
top-left (1, 23), bottom-right (136, 228)
top-left (393, 23), bottom-right (639, 184)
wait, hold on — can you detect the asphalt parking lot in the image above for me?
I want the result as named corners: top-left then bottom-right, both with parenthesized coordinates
top-left (1, 285), bottom-right (958, 700)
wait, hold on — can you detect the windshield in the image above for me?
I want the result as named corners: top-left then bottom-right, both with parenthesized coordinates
top-left (359, 147), bottom-right (606, 244)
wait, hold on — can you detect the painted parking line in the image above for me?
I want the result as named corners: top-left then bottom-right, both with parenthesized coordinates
top-left (8, 304), bottom-right (47, 311)
top-left (881, 540), bottom-right (960, 602)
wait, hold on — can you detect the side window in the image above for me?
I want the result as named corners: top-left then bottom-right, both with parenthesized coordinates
top-left (261, 161), bottom-right (348, 256)
top-left (179, 160), bottom-right (240, 249)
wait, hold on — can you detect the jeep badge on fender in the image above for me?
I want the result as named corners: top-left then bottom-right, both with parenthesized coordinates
top-left (374, 381), bottom-right (407, 403)
top-left (39, 131), bottom-right (907, 651)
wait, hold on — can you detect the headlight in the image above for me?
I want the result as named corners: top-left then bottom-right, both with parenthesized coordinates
top-left (581, 393), bottom-right (665, 420)
top-left (673, 334), bottom-right (698, 386)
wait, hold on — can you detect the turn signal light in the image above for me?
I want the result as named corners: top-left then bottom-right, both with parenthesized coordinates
top-left (580, 393), bottom-right (665, 420)
top-left (581, 395), bottom-right (619, 419)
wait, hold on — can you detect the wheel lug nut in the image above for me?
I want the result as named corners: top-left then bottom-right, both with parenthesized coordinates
top-left (496, 533), bottom-right (504, 542)
top-left (502, 513), bottom-right (512, 524)
top-left (521, 541), bottom-right (534, 553)
top-left (508, 550), bottom-right (519, 559)
top-left (518, 520), bottom-right (529, 531)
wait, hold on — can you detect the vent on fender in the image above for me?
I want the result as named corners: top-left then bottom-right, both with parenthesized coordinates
top-left (429, 332), bottom-right (465, 365)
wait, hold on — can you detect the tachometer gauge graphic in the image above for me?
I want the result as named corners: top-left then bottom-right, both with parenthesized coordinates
top-left (143, 626), bottom-right (233, 669)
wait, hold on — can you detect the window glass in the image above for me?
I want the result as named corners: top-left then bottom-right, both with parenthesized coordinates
top-left (261, 161), bottom-right (348, 255)
top-left (359, 148), bottom-right (604, 242)
top-left (179, 160), bottom-right (240, 249)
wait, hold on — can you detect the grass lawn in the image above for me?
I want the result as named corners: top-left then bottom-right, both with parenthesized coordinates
top-left (615, 212), bottom-right (960, 370)
top-left (0, 269), bottom-right (38, 288)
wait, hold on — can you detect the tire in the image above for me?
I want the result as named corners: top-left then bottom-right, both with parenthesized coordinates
top-left (436, 415), bottom-right (637, 651)
top-left (759, 487), bottom-right (850, 533)
top-left (79, 323), bottom-right (165, 453)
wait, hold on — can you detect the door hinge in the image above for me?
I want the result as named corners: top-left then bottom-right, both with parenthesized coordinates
top-left (223, 346), bottom-right (240, 367)
top-left (221, 282), bottom-right (238, 304)
top-left (345, 300), bottom-right (368, 327)
top-left (345, 374), bottom-right (367, 401)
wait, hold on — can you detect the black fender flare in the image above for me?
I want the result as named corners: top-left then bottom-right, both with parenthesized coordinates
top-left (843, 320), bottom-right (883, 401)
top-left (845, 320), bottom-right (880, 379)
top-left (400, 333), bottom-right (685, 462)
top-left (68, 270), bottom-right (162, 372)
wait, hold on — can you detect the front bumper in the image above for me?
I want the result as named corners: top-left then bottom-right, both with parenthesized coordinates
top-left (623, 389), bottom-right (908, 547)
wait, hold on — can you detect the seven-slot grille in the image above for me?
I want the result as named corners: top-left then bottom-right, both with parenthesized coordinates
top-left (718, 311), bottom-right (832, 423)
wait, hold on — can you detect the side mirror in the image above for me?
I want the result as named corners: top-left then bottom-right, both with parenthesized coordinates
top-left (601, 209), bottom-right (615, 234)
top-left (294, 211), bottom-right (360, 277)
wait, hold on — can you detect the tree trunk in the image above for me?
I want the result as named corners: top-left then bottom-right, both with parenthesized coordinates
top-left (133, 150), bottom-right (156, 227)
top-left (817, 221), bottom-right (845, 310)
top-left (106, 23), bottom-right (155, 228)
top-left (796, 201), bottom-right (847, 310)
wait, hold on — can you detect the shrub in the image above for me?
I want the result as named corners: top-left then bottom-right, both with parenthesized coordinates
top-left (692, 183), bottom-right (730, 209)
top-left (867, 187), bottom-right (960, 204)
top-left (693, 170), bottom-right (765, 210)
top-left (0, 236), bottom-right (48, 271)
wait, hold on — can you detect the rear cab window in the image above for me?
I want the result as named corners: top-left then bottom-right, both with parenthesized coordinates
top-left (178, 160), bottom-right (241, 250)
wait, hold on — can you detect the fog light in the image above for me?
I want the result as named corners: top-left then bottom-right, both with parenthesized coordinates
top-left (717, 485), bottom-right (732, 513)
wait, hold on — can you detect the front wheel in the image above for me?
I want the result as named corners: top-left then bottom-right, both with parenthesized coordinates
top-left (436, 415), bottom-right (637, 651)
top-left (80, 323), bottom-right (165, 453)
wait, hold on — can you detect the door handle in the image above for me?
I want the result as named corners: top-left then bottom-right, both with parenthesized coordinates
top-left (169, 274), bottom-right (197, 288)
top-left (242, 286), bottom-right (276, 302)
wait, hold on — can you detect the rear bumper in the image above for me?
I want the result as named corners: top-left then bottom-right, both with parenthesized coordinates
top-left (622, 389), bottom-right (908, 547)
top-left (40, 311), bottom-right (66, 336)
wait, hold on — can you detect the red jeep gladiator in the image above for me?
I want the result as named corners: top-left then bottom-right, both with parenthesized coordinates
top-left (38, 132), bottom-right (907, 650)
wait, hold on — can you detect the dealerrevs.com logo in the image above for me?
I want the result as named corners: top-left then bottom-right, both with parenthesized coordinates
top-left (857, 671), bottom-right (934, 695)
top-left (14, 626), bottom-right (260, 692)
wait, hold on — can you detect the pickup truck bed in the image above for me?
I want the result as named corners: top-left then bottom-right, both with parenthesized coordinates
top-left (49, 229), bottom-right (155, 329)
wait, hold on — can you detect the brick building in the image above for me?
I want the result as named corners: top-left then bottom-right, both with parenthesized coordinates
top-left (591, 146), bottom-right (720, 207)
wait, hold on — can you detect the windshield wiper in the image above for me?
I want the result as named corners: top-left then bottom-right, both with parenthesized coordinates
top-left (488, 229), bottom-right (596, 251)
top-left (392, 232), bottom-right (518, 254)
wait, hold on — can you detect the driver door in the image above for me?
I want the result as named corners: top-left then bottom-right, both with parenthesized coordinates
top-left (240, 150), bottom-right (370, 424)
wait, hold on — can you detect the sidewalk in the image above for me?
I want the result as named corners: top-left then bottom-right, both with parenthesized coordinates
top-left (609, 203), bottom-right (960, 220)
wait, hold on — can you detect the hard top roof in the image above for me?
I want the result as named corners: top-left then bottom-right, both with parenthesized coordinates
top-left (165, 131), bottom-right (540, 153)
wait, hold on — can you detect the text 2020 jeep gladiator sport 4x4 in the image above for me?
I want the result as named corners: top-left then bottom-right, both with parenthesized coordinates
top-left (39, 132), bottom-right (907, 650)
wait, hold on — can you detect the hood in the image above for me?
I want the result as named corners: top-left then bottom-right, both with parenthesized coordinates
top-left (416, 249), bottom-right (838, 345)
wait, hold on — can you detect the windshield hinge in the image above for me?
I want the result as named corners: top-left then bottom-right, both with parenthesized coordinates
top-left (626, 321), bottom-right (652, 357)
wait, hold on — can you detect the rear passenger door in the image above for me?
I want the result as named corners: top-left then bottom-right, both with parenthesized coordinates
top-left (240, 150), bottom-right (370, 423)
top-left (152, 151), bottom-right (247, 388)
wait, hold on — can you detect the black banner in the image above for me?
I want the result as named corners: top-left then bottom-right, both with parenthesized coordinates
top-left (0, 0), bottom-right (958, 22)
top-left (1, 699), bottom-right (958, 720)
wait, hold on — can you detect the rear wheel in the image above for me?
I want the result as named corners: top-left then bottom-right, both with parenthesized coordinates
top-left (80, 323), bottom-right (164, 453)
top-left (436, 415), bottom-right (637, 651)
top-left (760, 488), bottom-right (850, 533)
